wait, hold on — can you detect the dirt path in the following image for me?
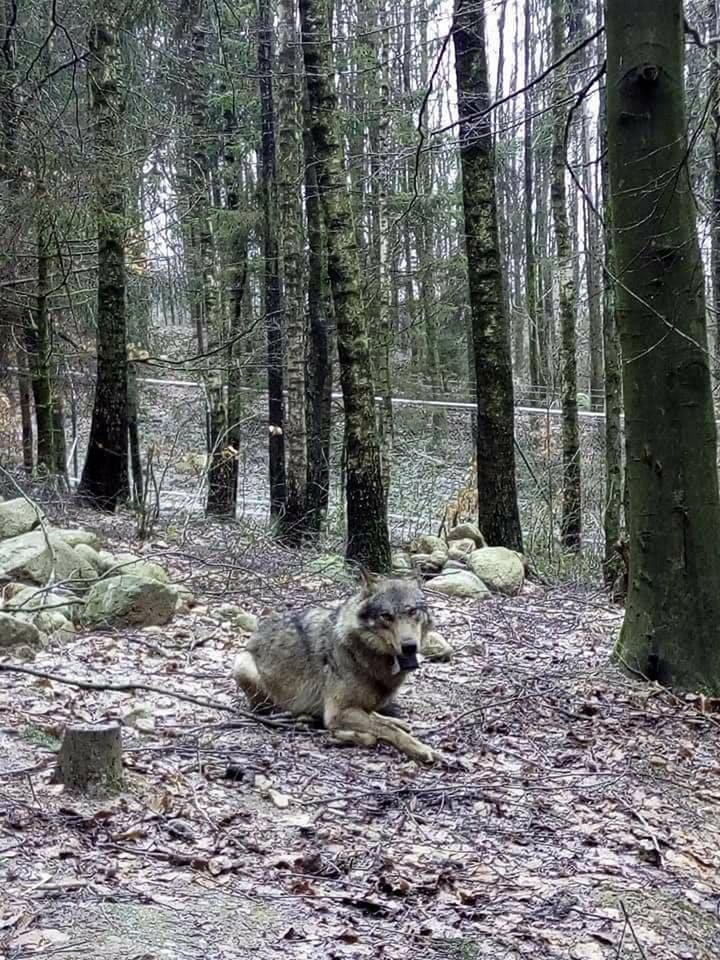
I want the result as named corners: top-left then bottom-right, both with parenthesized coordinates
top-left (1, 520), bottom-right (719, 959)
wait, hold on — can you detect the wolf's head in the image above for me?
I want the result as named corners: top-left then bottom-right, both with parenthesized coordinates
top-left (354, 574), bottom-right (432, 672)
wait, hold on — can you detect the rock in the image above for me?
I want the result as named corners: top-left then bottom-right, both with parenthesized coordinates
top-left (51, 528), bottom-right (102, 550)
top-left (443, 559), bottom-right (467, 572)
top-left (3, 584), bottom-right (82, 623)
top-left (106, 552), bottom-right (170, 584)
top-left (411, 551), bottom-right (446, 573)
top-left (421, 630), bottom-right (454, 662)
top-left (0, 498), bottom-right (44, 539)
top-left (216, 603), bottom-right (258, 632)
top-left (0, 530), bottom-right (96, 588)
top-left (410, 535), bottom-right (448, 560)
top-left (235, 611), bottom-right (258, 633)
top-left (467, 547), bottom-right (525, 596)
top-left (34, 610), bottom-right (75, 641)
top-left (426, 571), bottom-right (490, 599)
top-left (94, 550), bottom-right (118, 573)
top-left (83, 575), bottom-right (178, 628)
top-left (391, 552), bottom-right (412, 572)
top-left (447, 538), bottom-right (476, 561)
top-left (73, 543), bottom-right (106, 573)
top-left (0, 612), bottom-right (41, 647)
top-left (305, 554), bottom-right (351, 582)
top-left (447, 523), bottom-right (487, 548)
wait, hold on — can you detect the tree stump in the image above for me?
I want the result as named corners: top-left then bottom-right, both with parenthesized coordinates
top-left (54, 723), bottom-right (123, 793)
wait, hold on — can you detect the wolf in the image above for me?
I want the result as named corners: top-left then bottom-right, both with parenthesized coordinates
top-left (232, 574), bottom-right (438, 763)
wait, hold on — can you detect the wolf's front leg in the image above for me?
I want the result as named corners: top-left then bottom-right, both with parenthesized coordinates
top-left (326, 705), bottom-right (438, 764)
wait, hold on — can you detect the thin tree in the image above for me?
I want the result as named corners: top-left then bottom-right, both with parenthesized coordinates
top-left (550, 0), bottom-right (581, 549)
top-left (299, 0), bottom-right (391, 571)
top-left (78, 5), bottom-right (129, 510)
top-left (607, 0), bottom-right (720, 691)
top-left (453, 0), bottom-right (523, 551)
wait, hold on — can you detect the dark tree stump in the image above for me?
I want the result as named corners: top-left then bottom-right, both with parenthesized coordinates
top-left (54, 723), bottom-right (123, 793)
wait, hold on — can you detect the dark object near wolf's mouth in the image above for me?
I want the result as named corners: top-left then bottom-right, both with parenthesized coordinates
top-left (396, 652), bottom-right (419, 671)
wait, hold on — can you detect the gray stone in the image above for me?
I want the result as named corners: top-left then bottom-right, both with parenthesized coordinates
top-left (0, 612), bottom-right (41, 647)
top-left (3, 584), bottom-right (82, 623)
top-left (73, 543), bottom-right (106, 572)
top-left (0, 498), bottom-right (44, 540)
top-left (106, 552), bottom-right (170, 584)
top-left (391, 551), bottom-right (412, 572)
top-left (34, 609), bottom-right (75, 640)
top-left (51, 528), bottom-right (102, 550)
top-left (410, 534), bottom-right (448, 558)
top-left (411, 551), bottom-right (446, 573)
top-left (83, 575), bottom-right (178, 628)
top-left (447, 523), bottom-right (487, 548)
top-left (235, 611), bottom-right (258, 633)
top-left (467, 547), bottom-right (525, 596)
top-left (443, 559), bottom-right (467, 572)
top-left (447, 538), bottom-right (476, 561)
top-left (426, 571), bottom-right (490, 599)
top-left (216, 603), bottom-right (258, 632)
top-left (421, 630), bottom-right (454, 662)
top-left (0, 530), bottom-right (96, 588)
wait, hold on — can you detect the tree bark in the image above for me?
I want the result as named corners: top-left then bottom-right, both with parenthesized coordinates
top-left (607, 0), bottom-right (720, 692)
top-left (277, 0), bottom-right (308, 540)
top-left (54, 723), bottom-right (123, 793)
top-left (523, 0), bottom-right (541, 397)
top-left (551, 0), bottom-right (581, 549)
top-left (299, 0), bottom-right (391, 571)
top-left (78, 9), bottom-right (129, 511)
top-left (259, 0), bottom-right (287, 520)
top-left (453, 0), bottom-right (523, 551)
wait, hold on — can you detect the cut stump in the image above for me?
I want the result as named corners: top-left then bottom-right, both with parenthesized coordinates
top-left (54, 723), bottom-right (123, 793)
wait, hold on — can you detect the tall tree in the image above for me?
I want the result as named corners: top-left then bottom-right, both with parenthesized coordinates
top-left (299, 0), bottom-right (391, 571)
top-left (551, 0), bottom-right (581, 549)
top-left (607, 0), bottom-right (720, 692)
top-left (453, 0), bottom-right (523, 551)
top-left (78, 4), bottom-right (129, 510)
top-left (523, 0), bottom-right (542, 397)
top-left (277, 0), bottom-right (308, 539)
top-left (259, 0), bottom-right (287, 520)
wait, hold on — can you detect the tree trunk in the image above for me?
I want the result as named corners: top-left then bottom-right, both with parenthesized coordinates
top-left (598, 0), bottom-right (623, 586)
top-left (277, 0), bottom-right (308, 540)
top-left (453, 0), bottom-right (523, 551)
top-left (299, 0), bottom-right (391, 571)
top-left (710, 0), bottom-right (720, 371)
top-left (259, 0), bottom-right (287, 520)
top-left (303, 106), bottom-right (333, 534)
top-left (28, 206), bottom-right (55, 472)
top-left (78, 9), bottom-right (129, 511)
top-left (607, 0), bottom-right (720, 693)
top-left (54, 723), bottom-right (123, 793)
top-left (551, 0), bottom-right (581, 549)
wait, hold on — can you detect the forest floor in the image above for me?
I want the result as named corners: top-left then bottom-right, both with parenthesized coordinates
top-left (1, 504), bottom-right (719, 960)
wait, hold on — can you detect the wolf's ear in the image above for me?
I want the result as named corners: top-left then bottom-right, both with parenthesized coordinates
top-left (356, 564), bottom-right (379, 597)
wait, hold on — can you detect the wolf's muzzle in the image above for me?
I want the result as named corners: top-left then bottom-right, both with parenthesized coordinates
top-left (397, 641), bottom-right (419, 671)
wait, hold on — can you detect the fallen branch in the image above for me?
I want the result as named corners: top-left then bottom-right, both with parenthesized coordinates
top-left (0, 662), bottom-right (289, 729)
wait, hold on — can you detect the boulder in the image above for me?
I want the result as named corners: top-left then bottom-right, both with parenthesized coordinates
top-left (410, 534), bottom-right (448, 559)
top-left (52, 528), bottom-right (101, 550)
top-left (443, 559), bottom-right (467, 572)
top-left (426, 570), bottom-right (490, 599)
top-left (3, 584), bottom-right (82, 624)
top-left (0, 498), bottom-right (44, 539)
top-left (467, 547), bottom-right (525, 596)
top-left (0, 530), bottom-right (96, 588)
top-left (447, 538), bottom-right (476, 561)
top-left (34, 609), bottom-right (75, 640)
top-left (83, 575), bottom-right (178, 628)
top-left (73, 543), bottom-right (106, 573)
top-left (216, 603), bottom-right (258, 632)
top-left (391, 552), bottom-right (412, 572)
top-left (105, 552), bottom-right (170, 584)
top-left (0, 612), bottom-right (41, 647)
top-left (411, 551), bottom-right (446, 574)
top-left (447, 523), bottom-right (487, 548)
top-left (421, 630), bottom-right (454, 662)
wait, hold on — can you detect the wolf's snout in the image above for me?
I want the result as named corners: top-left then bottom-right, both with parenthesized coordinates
top-left (401, 640), bottom-right (417, 655)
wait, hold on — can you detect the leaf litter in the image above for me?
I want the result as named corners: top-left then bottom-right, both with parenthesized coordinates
top-left (1, 510), bottom-right (720, 958)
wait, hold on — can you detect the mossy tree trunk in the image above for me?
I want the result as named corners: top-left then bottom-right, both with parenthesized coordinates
top-left (277, 0), bottom-right (308, 540)
top-left (453, 0), bottom-right (523, 552)
top-left (299, 0), bottom-right (391, 571)
top-left (303, 105), bottom-right (333, 535)
top-left (259, 0), bottom-right (287, 521)
top-left (551, 0), bottom-right (581, 550)
top-left (78, 7), bottom-right (129, 511)
top-left (607, 0), bottom-right (720, 692)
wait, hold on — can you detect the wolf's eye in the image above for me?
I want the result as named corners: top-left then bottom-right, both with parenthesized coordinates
top-left (406, 607), bottom-right (418, 618)
top-left (380, 611), bottom-right (394, 624)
